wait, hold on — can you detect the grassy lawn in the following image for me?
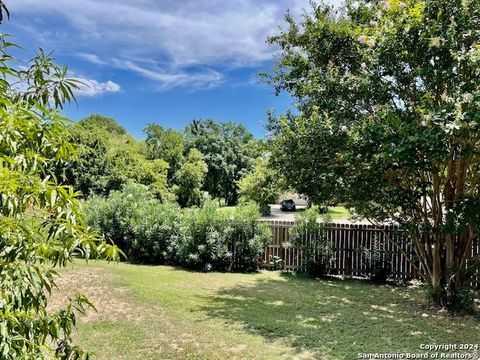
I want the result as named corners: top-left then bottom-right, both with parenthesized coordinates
top-left (54, 262), bottom-right (480, 360)
top-left (325, 206), bottom-right (352, 221)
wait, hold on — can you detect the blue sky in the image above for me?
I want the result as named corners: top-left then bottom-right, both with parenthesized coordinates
top-left (4, 0), bottom-right (339, 138)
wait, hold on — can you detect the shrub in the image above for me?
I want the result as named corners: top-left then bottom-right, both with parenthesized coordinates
top-left (425, 284), bottom-right (478, 315)
top-left (129, 201), bottom-right (182, 264)
top-left (259, 203), bottom-right (271, 216)
top-left (447, 287), bottom-right (477, 315)
top-left (84, 181), bottom-right (150, 252)
top-left (85, 187), bottom-right (269, 271)
top-left (179, 201), bottom-right (270, 272)
top-left (289, 207), bottom-right (333, 277)
top-left (362, 237), bottom-right (391, 284)
top-left (84, 181), bottom-right (182, 264)
top-left (178, 201), bottom-right (231, 271)
top-left (269, 255), bottom-right (284, 270)
top-left (225, 202), bottom-right (271, 271)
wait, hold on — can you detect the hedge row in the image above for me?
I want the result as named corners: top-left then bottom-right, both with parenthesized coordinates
top-left (84, 181), bottom-right (271, 272)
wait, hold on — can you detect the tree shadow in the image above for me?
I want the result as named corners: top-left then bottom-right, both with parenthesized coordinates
top-left (199, 275), bottom-right (480, 359)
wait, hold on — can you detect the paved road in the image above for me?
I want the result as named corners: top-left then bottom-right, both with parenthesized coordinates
top-left (260, 204), bottom-right (306, 222)
top-left (260, 204), bottom-right (370, 224)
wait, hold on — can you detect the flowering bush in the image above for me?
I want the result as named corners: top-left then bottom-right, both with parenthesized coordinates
top-left (266, 0), bottom-right (480, 310)
top-left (178, 201), bottom-right (270, 272)
top-left (86, 190), bottom-right (270, 271)
top-left (85, 181), bottom-right (182, 264)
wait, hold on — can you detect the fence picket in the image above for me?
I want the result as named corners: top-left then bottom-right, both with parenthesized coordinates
top-left (252, 220), bottom-right (479, 283)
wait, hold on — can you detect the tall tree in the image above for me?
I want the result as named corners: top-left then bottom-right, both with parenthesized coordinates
top-left (144, 123), bottom-right (184, 179)
top-left (267, 0), bottom-right (480, 308)
top-left (62, 116), bottom-right (174, 201)
top-left (185, 119), bottom-right (256, 205)
top-left (238, 156), bottom-right (284, 215)
top-left (173, 149), bottom-right (208, 207)
top-left (78, 114), bottom-right (127, 136)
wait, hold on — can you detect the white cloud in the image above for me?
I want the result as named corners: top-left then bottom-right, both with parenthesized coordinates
top-left (75, 78), bottom-right (121, 97)
top-left (112, 58), bottom-right (224, 89)
top-left (10, 0), bottom-right (305, 67)
top-left (8, 0), bottom-right (342, 89)
top-left (77, 53), bottom-right (108, 66)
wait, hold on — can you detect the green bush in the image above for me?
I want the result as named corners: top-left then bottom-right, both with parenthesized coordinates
top-left (225, 202), bottom-right (271, 271)
top-left (86, 189), bottom-right (269, 271)
top-left (178, 201), bottom-right (231, 271)
top-left (426, 284), bottom-right (478, 315)
top-left (178, 201), bottom-right (270, 272)
top-left (84, 181), bottom-right (150, 252)
top-left (130, 201), bottom-right (182, 264)
top-left (289, 207), bottom-right (333, 278)
top-left (447, 287), bottom-right (477, 315)
top-left (259, 203), bottom-right (271, 216)
top-left (362, 238), bottom-right (392, 284)
top-left (84, 181), bottom-right (182, 264)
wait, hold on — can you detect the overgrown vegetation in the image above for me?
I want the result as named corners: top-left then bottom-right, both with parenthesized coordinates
top-left (84, 182), bottom-right (182, 264)
top-left (85, 183), bottom-right (270, 272)
top-left (362, 238), bottom-right (392, 284)
top-left (289, 208), bottom-right (333, 278)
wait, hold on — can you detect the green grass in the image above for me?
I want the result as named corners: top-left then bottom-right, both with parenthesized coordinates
top-left (325, 206), bottom-right (352, 220)
top-left (57, 262), bottom-right (480, 360)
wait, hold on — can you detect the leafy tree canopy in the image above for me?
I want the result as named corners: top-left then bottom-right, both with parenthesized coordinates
top-left (238, 156), bottom-right (284, 214)
top-left (173, 148), bottom-right (208, 207)
top-left (144, 123), bottom-right (184, 178)
top-left (78, 114), bottom-right (127, 136)
top-left (266, 0), bottom-right (480, 308)
top-left (185, 119), bottom-right (257, 205)
top-left (63, 116), bottom-right (174, 201)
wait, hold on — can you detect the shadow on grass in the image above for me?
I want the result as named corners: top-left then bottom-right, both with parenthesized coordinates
top-left (199, 274), bottom-right (480, 359)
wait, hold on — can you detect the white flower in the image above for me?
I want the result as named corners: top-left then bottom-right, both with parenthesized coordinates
top-left (430, 37), bottom-right (441, 48)
top-left (445, 122), bottom-right (459, 132)
top-left (421, 120), bottom-right (428, 127)
top-left (463, 93), bottom-right (474, 103)
top-left (361, 62), bottom-right (367, 69)
top-left (367, 38), bottom-right (376, 47)
top-left (340, 125), bottom-right (348, 133)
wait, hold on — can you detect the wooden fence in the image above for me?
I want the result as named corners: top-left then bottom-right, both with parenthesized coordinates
top-left (257, 220), bottom-right (480, 285)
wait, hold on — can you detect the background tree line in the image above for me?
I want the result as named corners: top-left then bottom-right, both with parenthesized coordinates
top-left (60, 114), bottom-right (283, 209)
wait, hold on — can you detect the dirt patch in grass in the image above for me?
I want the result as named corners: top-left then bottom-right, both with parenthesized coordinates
top-left (49, 264), bottom-right (149, 324)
